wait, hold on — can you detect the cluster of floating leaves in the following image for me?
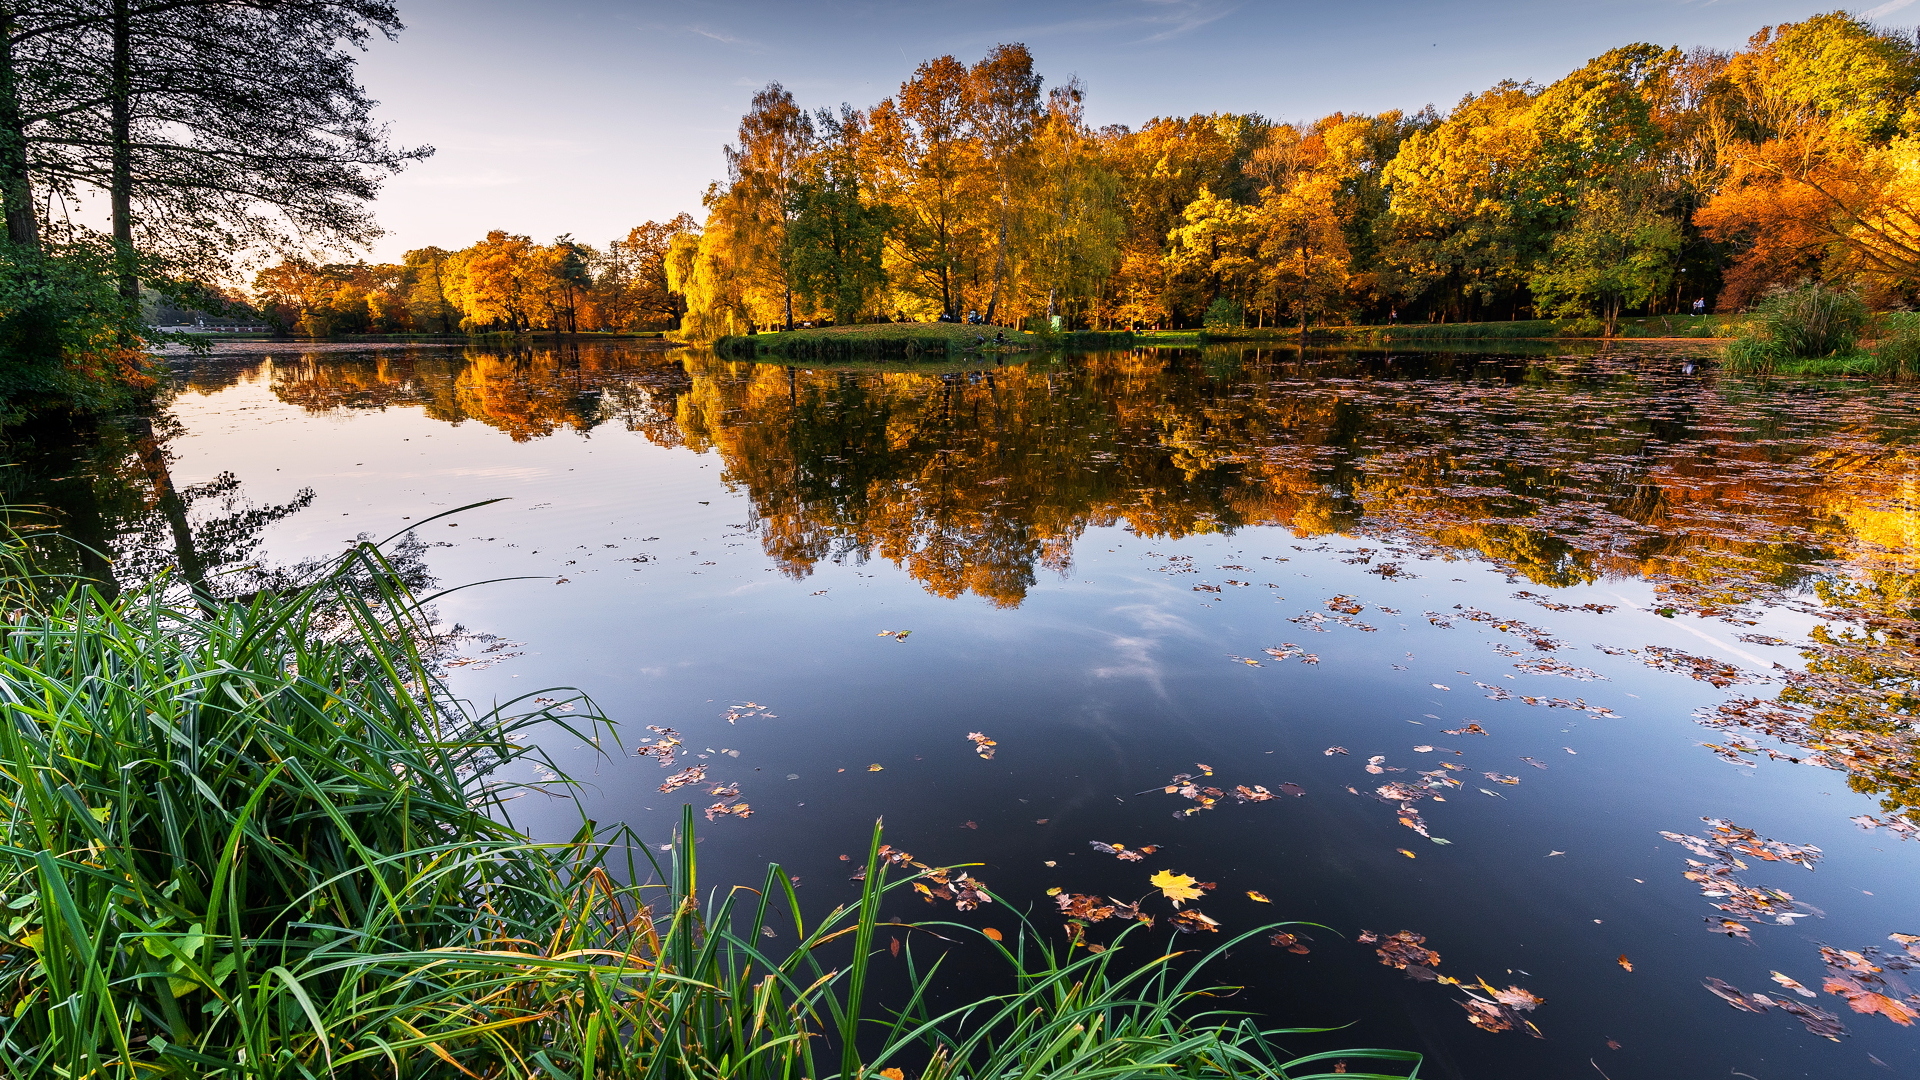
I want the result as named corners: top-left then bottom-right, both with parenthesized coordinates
top-left (1157, 766), bottom-right (1294, 818)
top-left (1089, 840), bottom-right (1158, 862)
top-left (866, 844), bottom-right (991, 912)
top-left (1358, 929), bottom-right (1543, 1037)
top-left (966, 732), bottom-right (997, 760)
top-left (1709, 934), bottom-right (1920, 1039)
top-left (1660, 819), bottom-right (1822, 940)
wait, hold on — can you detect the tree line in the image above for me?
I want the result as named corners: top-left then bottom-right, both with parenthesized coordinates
top-left (248, 217), bottom-right (695, 336)
top-left (675, 12), bottom-right (1920, 336)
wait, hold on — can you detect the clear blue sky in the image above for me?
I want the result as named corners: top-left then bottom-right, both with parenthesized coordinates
top-left (355, 0), bottom-right (1909, 260)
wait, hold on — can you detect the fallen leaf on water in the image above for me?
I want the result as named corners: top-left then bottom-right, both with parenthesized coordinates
top-left (1432, 684), bottom-right (1451, 691)
top-left (879, 1070), bottom-right (904, 1080)
top-left (1397, 849), bottom-right (1418, 859)
top-left (1151, 869), bottom-right (1206, 906)
top-left (1170, 909), bottom-right (1220, 933)
top-left (1271, 931), bottom-right (1311, 953)
top-left (962, 821), bottom-right (977, 829)
top-left (1372, 930), bottom-right (1442, 971)
top-left (1091, 841), bottom-right (1156, 861)
top-left (1484, 772), bottom-right (1521, 785)
top-left (705, 801), bottom-right (752, 821)
top-left (1195, 763), bottom-right (1215, 775)
top-left (867, 763), bottom-right (884, 772)
top-left (1521, 757), bottom-right (1549, 769)
top-left (1617, 955), bottom-right (1633, 972)
top-left (1280, 782), bottom-right (1307, 797)
top-left (966, 732), bottom-right (998, 759)
top-left (1247, 890), bottom-right (1271, 903)
top-left (982, 927), bottom-right (1003, 941)
top-left (1547, 850), bottom-right (1566, 857)
top-left (659, 766), bottom-right (707, 793)
top-left (889, 937), bottom-right (901, 957)
top-left (876, 629), bottom-right (911, 642)
top-left (1035, 818), bottom-right (1050, 825)
top-left (1771, 971), bottom-right (1816, 998)
top-left (1325, 746), bottom-right (1349, 756)
top-left (1413, 745), bottom-right (1434, 753)
top-left (1458, 979), bottom-right (1545, 1037)
top-left (1443, 723), bottom-right (1488, 736)
top-left (1703, 976), bottom-right (1772, 1013)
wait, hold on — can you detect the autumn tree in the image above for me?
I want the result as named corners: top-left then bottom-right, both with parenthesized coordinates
top-left (593, 215), bottom-right (696, 331)
top-left (1695, 14), bottom-right (1920, 306)
top-left (1020, 80), bottom-right (1121, 325)
top-left (869, 56), bottom-right (988, 320)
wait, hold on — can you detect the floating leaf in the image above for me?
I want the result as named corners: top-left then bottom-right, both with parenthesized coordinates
top-left (1617, 955), bottom-right (1633, 972)
top-left (981, 927), bottom-right (1003, 942)
top-left (1247, 890), bottom-right (1271, 903)
top-left (1169, 909), bottom-right (1220, 933)
top-left (1270, 931), bottom-right (1311, 953)
top-left (1150, 869), bottom-right (1205, 906)
top-left (1771, 971), bottom-right (1816, 998)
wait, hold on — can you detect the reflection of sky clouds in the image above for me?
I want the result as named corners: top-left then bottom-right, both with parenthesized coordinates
top-left (1091, 601), bottom-right (1203, 695)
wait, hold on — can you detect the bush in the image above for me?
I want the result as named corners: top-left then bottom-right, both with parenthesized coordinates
top-left (0, 239), bottom-right (158, 422)
top-left (1203, 298), bottom-right (1244, 330)
top-left (1754, 280), bottom-right (1869, 357)
top-left (1871, 311), bottom-right (1920, 378)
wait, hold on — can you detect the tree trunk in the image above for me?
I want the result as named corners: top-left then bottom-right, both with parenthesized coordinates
top-left (110, 0), bottom-right (138, 305)
top-left (986, 182), bottom-right (1007, 324)
top-left (0, 7), bottom-right (38, 250)
top-left (132, 419), bottom-right (210, 611)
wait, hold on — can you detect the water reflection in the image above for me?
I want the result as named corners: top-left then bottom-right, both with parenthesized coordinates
top-left (14, 339), bottom-right (1920, 1071)
top-left (1, 412), bottom-right (313, 597)
top-left (242, 342), bottom-right (1920, 832)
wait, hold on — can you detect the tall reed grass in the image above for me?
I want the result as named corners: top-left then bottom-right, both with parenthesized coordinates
top-left (0, 528), bottom-right (1420, 1078)
top-left (1723, 281), bottom-right (1871, 374)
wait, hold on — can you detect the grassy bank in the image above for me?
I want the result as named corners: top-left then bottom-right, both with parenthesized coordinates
top-left (1305, 317), bottom-right (1739, 343)
top-left (0, 524), bottom-right (1418, 1079)
top-left (714, 323), bottom-right (1047, 360)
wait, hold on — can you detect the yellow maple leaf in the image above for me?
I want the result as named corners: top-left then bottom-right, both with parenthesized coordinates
top-left (1150, 869), bottom-right (1205, 906)
top-left (1246, 890), bottom-right (1271, 903)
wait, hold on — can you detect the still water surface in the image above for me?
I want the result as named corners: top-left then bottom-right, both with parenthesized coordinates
top-left (14, 340), bottom-right (1920, 1078)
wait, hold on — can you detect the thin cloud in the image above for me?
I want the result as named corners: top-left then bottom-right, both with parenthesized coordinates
top-left (1134, 0), bottom-right (1239, 43)
top-left (989, 0), bottom-right (1239, 48)
top-left (683, 24), bottom-right (767, 50)
top-left (1863, 0), bottom-right (1918, 18)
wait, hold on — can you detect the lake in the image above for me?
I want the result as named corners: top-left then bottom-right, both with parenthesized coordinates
top-left (13, 338), bottom-right (1920, 1078)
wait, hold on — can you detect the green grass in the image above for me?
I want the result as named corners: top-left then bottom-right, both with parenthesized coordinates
top-left (1308, 317), bottom-right (1738, 343)
top-left (0, 521), bottom-right (1421, 1079)
top-left (716, 323), bottom-right (1042, 361)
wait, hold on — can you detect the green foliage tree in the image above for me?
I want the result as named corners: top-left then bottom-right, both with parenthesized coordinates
top-left (787, 107), bottom-right (888, 325)
top-left (1529, 186), bottom-right (1681, 334)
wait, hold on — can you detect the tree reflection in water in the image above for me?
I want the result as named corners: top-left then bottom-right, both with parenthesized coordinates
top-left (21, 339), bottom-right (1920, 830)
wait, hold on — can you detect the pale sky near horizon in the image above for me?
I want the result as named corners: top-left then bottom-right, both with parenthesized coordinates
top-left (349, 0), bottom-right (1916, 262)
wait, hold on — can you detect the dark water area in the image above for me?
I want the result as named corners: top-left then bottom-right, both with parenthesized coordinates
top-left (13, 338), bottom-right (1920, 1078)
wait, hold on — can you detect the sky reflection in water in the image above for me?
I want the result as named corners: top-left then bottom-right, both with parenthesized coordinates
top-left (14, 339), bottom-right (1920, 1078)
